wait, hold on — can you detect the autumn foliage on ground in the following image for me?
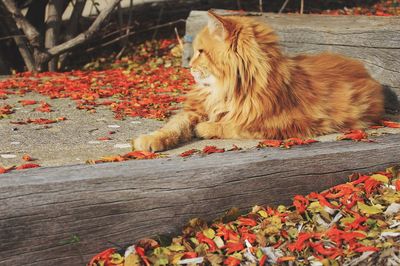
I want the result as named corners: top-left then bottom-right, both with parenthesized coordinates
top-left (0, 40), bottom-right (193, 121)
top-left (89, 167), bottom-right (400, 266)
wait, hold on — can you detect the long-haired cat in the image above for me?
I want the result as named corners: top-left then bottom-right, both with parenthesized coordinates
top-left (133, 10), bottom-right (384, 152)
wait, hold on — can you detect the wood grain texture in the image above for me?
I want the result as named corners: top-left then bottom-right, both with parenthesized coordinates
top-left (184, 11), bottom-right (400, 95)
top-left (1, 134), bottom-right (400, 265)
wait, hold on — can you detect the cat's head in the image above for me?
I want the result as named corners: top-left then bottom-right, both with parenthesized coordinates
top-left (189, 10), bottom-right (279, 93)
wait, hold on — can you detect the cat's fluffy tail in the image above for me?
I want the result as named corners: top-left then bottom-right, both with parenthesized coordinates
top-left (383, 85), bottom-right (400, 114)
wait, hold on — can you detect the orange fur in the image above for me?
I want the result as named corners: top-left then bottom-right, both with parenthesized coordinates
top-left (133, 11), bottom-right (384, 152)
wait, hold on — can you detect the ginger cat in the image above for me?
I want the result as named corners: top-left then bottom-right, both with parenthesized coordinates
top-left (133, 11), bottom-right (384, 152)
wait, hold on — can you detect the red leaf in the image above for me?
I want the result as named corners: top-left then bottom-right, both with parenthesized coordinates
top-left (237, 217), bottom-right (257, 227)
top-left (338, 130), bottom-right (369, 142)
top-left (123, 151), bottom-right (158, 159)
top-left (182, 252), bottom-right (198, 259)
top-left (353, 246), bottom-right (379, 252)
top-left (196, 232), bottom-right (217, 252)
top-left (88, 248), bottom-right (116, 266)
top-left (382, 120), bottom-right (400, 128)
top-left (259, 255), bottom-right (267, 265)
top-left (396, 179), bottom-right (400, 191)
top-left (258, 139), bottom-right (282, 148)
top-left (223, 256), bottom-right (241, 266)
top-left (180, 149), bottom-right (199, 157)
top-left (19, 99), bottom-right (37, 106)
top-left (287, 232), bottom-right (316, 252)
top-left (224, 241), bottom-right (244, 254)
top-left (293, 195), bottom-right (309, 214)
top-left (308, 192), bottom-right (338, 209)
top-left (16, 163), bottom-right (40, 170)
top-left (97, 137), bottom-right (112, 141)
top-left (202, 146), bottom-right (225, 154)
top-left (27, 118), bottom-right (57, 124)
top-left (135, 246), bottom-right (151, 266)
top-left (35, 101), bottom-right (52, 112)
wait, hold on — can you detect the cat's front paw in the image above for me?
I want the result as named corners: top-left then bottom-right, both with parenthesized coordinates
top-left (195, 122), bottom-right (221, 139)
top-left (132, 134), bottom-right (165, 152)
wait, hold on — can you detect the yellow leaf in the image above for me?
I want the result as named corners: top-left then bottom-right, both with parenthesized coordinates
top-left (371, 174), bottom-right (389, 183)
top-left (257, 210), bottom-right (268, 218)
top-left (168, 244), bottom-right (186, 252)
top-left (202, 228), bottom-right (215, 239)
top-left (171, 253), bottom-right (185, 264)
top-left (358, 202), bottom-right (383, 215)
top-left (124, 254), bottom-right (140, 266)
top-left (110, 253), bottom-right (124, 264)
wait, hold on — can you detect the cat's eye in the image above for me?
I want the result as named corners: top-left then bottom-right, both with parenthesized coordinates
top-left (198, 49), bottom-right (204, 54)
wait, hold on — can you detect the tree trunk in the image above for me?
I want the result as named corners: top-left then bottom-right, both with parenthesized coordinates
top-left (59, 0), bottom-right (87, 69)
top-left (26, 0), bottom-right (48, 36)
top-left (1, 0), bottom-right (41, 48)
top-left (0, 52), bottom-right (10, 74)
top-left (35, 0), bottom-right (122, 67)
top-left (0, 6), bottom-right (36, 72)
top-left (45, 0), bottom-right (67, 71)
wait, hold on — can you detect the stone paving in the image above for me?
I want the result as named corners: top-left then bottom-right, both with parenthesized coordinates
top-left (1, 91), bottom-right (399, 168)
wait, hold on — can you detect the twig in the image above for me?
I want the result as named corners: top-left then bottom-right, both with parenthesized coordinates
top-left (0, 34), bottom-right (26, 41)
top-left (259, 0), bottom-right (263, 13)
top-left (86, 19), bottom-right (186, 53)
top-left (300, 0), bottom-right (304, 14)
top-left (151, 6), bottom-right (164, 41)
top-left (279, 0), bottom-right (290, 14)
top-left (174, 27), bottom-right (183, 50)
top-left (89, 0), bottom-right (101, 15)
top-left (116, 0), bottom-right (133, 59)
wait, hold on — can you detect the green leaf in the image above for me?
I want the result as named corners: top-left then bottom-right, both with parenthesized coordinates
top-left (358, 202), bottom-right (383, 215)
top-left (168, 244), bottom-right (185, 252)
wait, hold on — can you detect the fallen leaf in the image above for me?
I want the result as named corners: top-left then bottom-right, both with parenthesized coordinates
top-left (22, 154), bottom-right (33, 161)
top-left (19, 99), bottom-right (37, 106)
top-left (382, 120), bottom-right (400, 128)
top-left (16, 163), bottom-right (40, 170)
top-left (203, 146), bottom-right (225, 154)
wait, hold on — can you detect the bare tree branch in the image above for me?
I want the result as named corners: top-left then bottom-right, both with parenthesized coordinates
top-left (116, 0), bottom-right (134, 59)
top-left (2, 9), bottom-right (36, 71)
top-left (65, 0), bottom-right (87, 40)
top-left (279, 0), bottom-right (290, 14)
top-left (1, 0), bottom-right (40, 47)
top-left (36, 0), bottom-right (122, 67)
top-left (59, 0), bottom-right (87, 69)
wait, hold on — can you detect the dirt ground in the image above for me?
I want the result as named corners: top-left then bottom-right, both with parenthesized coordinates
top-left (1, 90), bottom-right (399, 168)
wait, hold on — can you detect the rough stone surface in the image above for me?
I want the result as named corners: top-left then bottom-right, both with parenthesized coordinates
top-left (1, 90), bottom-right (399, 168)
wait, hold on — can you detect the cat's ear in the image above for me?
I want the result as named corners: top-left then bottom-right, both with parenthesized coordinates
top-left (207, 10), bottom-right (229, 40)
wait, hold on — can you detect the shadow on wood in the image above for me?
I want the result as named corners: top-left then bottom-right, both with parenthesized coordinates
top-left (0, 134), bottom-right (400, 265)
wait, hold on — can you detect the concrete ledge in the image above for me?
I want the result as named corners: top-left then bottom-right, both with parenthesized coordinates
top-left (1, 134), bottom-right (400, 265)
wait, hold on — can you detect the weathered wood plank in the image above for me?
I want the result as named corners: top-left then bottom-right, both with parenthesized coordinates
top-left (184, 11), bottom-right (400, 95)
top-left (1, 134), bottom-right (400, 265)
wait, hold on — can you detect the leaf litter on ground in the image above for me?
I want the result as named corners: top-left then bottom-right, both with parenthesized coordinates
top-left (88, 166), bottom-right (400, 266)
